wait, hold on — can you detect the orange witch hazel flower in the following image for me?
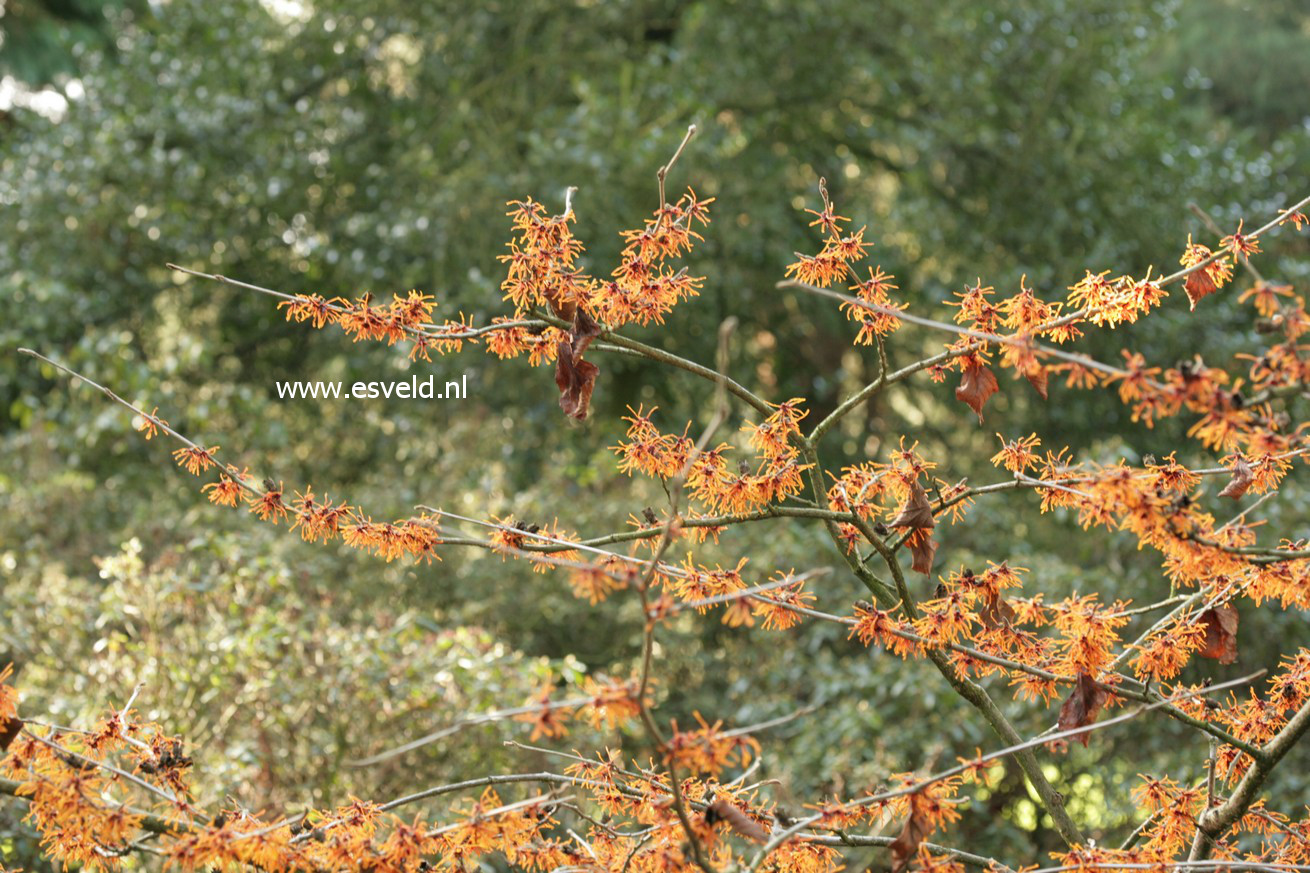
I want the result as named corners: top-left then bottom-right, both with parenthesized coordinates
top-left (496, 181), bottom-right (711, 418)
top-left (134, 406), bottom-right (168, 440)
top-left (202, 472), bottom-right (243, 507)
top-left (665, 712), bottom-right (760, 775)
top-left (1220, 219), bottom-right (1260, 257)
top-left (991, 433), bottom-right (1041, 473)
top-left (1132, 624), bottom-right (1207, 681)
top-left (515, 684), bottom-right (573, 741)
top-left (172, 444), bottom-right (220, 475)
top-left (750, 571), bottom-right (815, 630)
top-left (844, 266), bottom-right (906, 343)
top-left (1066, 269), bottom-right (1119, 326)
top-left (278, 291), bottom-right (338, 328)
top-left (248, 480), bottom-right (289, 523)
top-left (787, 179), bottom-right (874, 290)
top-left (1238, 279), bottom-right (1294, 317)
top-left (1278, 205), bottom-right (1308, 228)
top-left (949, 279), bottom-right (999, 331)
top-left (1065, 269), bottom-right (1165, 328)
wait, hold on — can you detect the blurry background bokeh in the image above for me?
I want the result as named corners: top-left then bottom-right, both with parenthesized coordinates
top-left (2, 0), bottom-right (1309, 866)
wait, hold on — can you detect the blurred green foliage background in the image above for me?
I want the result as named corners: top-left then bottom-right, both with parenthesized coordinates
top-left (2, 0), bottom-right (1309, 867)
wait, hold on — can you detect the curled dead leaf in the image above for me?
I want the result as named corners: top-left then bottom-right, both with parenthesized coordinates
top-left (1217, 457), bottom-right (1254, 500)
top-left (0, 663), bottom-right (18, 752)
top-left (553, 309), bottom-right (605, 421)
top-left (1024, 364), bottom-right (1049, 400)
top-left (1197, 603), bottom-right (1239, 665)
top-left (955, 357), bottom-right (1000, 423)
top-left (978, 590), bottom-right (1017, 629)
top-left (545, 285), bottom-right (579, 322)
top-left (890, 796), bottom-right (932, 873)
top-left (1184, 270), bottom-right (1219, 310)
top-left (890, 480), bottom-right (936, 530)
top-left (0, 715), bottom-right (18, 753)
top-left (1054, 671), bottom-right (1109, 749)
top-left (907, 530), bottom-right (938, 576)
top-left (555, 342), bottom-right (599, 420)
top-left (569, 308), bottom-right (603, 356)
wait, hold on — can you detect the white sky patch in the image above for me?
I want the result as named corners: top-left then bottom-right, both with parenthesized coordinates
top-left (260, 0), bottom-right (311, 24)
top-left (0, 75), bottom-right (74, 121)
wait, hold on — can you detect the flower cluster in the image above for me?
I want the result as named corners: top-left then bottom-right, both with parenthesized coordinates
top-left (0, 668), bottom-right (865, 873)
top-left (145, 423), bottom-right (445, 564)
top-left (612, 400), bottom-right (812, 515)
top-left (786, 183), bottom-right (904, 344)
top-left (278, 289), bottom-right (478, 361)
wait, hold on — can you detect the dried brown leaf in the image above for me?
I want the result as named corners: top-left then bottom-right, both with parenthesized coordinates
top-left (978, 590), bottom-right (1017, 629)
top-left (1184, 270), bottom-right (1219, 310)
top-left (0, 717), bottom-right (18, 753)
top-left (890, 797), bottom-right (932, 873)
top-left (545, 287), bottom-right (578, 322)
top-left (1218, 457), bottom-right (1254, 500)
top-left (955, 358), bottom-right (1000, 423)
top-left (1198, 604), bottom-right (1239, 665)
top-left (889, 480), bottom-right (936, 530)
top-left (908, 531), bottom-right (938, 576)
top-left (0, 665), bottom-right (17, 753)
top-left (569, 308), bottom-right (603, 357)
top-left (1025, 364), bottom-right (1049, 400)
top-left (552, 309), bottom-right (605, 421)
top-left (1055, 671), bottom-right (1109, 748)
top-left (554, 341), bottom-right (599, 421)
